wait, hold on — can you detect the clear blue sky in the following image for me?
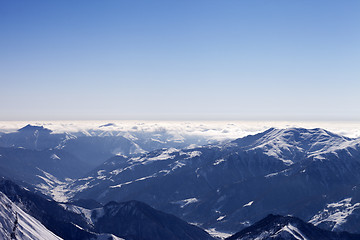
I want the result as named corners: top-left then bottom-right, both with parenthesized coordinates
top-left (1, 0), bottom-right (359, 120)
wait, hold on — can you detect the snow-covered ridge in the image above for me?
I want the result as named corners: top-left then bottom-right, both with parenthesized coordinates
top-left (309, 198), bottom-right (360, 231)
top-left (71, 146), bottom-right (207, 193)
top-left (228, 215), bottom-right (312, 240)
top-left (59, 203), bottom-right (105, 226)
top-left (35, 168), bottom-right (74, 202)
top-left (234, 127), bottom-right (360, 165)
top-left (0, 192), bottom-right (62, 240)
top-left (273, 223), bottom-right (308, 240)
top-left (172, 198), bottom-right (199, 208)
top-left (227, 214), bottom-right (360, 240)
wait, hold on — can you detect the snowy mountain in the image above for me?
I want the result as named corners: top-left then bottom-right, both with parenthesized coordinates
top-left (0, 146), bottom-right (90, 182)
top-left (309, 197), bottom-right (360, 234)
top-left (0, 124), bottom-right (141, 167)
top-left (0, 178), bottom-right (213, 240)
top-left (0, 125), bottom-right (62, 150)
top-left (2, 126), bottom-right (360, 237)
top-left (68, 128), bottom-right (360, 234)
top-left (0, 191), bottom-right (62, 240)
top-left (0, 178), bottom-right (101, 239)
top-left (0, 185), bottom-right (123, 240)
top-left (232, 127), bottom-right (356, 164)
top-left (226, 214), bottom-right (360, 240)
top-left (0, 124), bottom-right (219, 199)
top-left (0, 124), bottom-right (215, 167)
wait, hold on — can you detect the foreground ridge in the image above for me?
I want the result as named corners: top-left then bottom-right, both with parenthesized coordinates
top-left (226, 214), bottom-right (360, 240)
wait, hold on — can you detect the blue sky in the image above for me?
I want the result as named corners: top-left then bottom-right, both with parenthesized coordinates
top-left (1, 0), bottom-right (359, 120)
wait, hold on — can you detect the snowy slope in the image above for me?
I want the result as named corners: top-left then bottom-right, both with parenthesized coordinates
top-left (0, 191), bottom-right (62, 240)
top-left (226, 214), bottom-right (360, 240)
top-left (59, 200), bottom-right (214, 240)
top-left (309, 198), bottom-right (360, 233)
top-left (95, 234), bottom-right (124, 240)
top-left (232, 127), bottom-right (357, 164)
top-left (0, 179), bottom-right (212, 240)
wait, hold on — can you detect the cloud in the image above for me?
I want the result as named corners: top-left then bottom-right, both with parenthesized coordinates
top-left (1, 121), bottom-right (360, 140)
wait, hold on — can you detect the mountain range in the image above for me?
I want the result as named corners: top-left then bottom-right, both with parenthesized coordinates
top-left (0, 178), bottom-right (213, 240)
top-left (1, 125), bottom-right (360, 239)
top-left (67, 127), bottom-right (360, 234)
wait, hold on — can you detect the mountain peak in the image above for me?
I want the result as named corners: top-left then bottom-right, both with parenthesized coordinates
top-left (226, 214), bottom-right (360, 240)
top-left (232, 127), bottom-right (351, 164)
top-left (260, 127), bottom-right (345, 139)
top-left (99, 123), bottom-right (116, 128)
top-left (98, 200), bottom-right (214, 240)
top-left (18, 124), bottom-right (52, 133)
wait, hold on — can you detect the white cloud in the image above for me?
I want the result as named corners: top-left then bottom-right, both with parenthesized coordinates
top-left (1, 121), bottom-right (360, 140)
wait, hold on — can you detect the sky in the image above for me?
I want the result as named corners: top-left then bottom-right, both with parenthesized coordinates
top-left (1, 0), bottom-right (359, 121)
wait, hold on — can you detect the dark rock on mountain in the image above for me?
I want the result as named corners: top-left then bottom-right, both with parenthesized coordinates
top-left (95, 200), bottom-right (214, 240)
top-left (69, 198), bottom-right (103, 209)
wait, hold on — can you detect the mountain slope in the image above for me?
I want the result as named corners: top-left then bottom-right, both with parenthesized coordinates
top-left (226, 214), bottom-right (360, 240)
top-left (0, 146), bottom-right (90, 181)
top-left (0, 178), bottom-right (213, 240)
top-left (0, 178), bottom-right (102, 239)
top-left (0, 145), bottom-right (92, 202)
top-left (309, 197), bottom-right (360, 234)
top-left (0, 191), bottom-right (62, 240)
top-left (93, 200), bottom-right (213, 240)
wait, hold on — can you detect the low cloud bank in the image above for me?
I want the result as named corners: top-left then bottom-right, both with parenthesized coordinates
top-left (1, 121), bottom-right (360, 140)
